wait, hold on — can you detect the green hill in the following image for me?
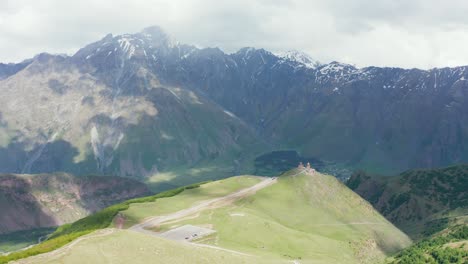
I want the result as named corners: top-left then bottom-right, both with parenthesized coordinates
top-left (150, 170), bottom-right (411, 263)
top-left (390, 224), bottom-right (468, 264)
top-left (12, 170), bottom-right (411, 264)
top-left (347, 164), bottom-right (468, 239)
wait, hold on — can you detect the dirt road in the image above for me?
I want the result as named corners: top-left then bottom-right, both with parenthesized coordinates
top-left (130, 177), bottom-right (277, 233)
top-left (17, 177), bottom-right (277, 262)
top-left (127, 176), bottom-right (277, 256)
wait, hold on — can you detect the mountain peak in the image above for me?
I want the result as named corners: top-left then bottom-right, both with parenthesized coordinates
top-left (276, 50), bottom-right (320, 69)
top-left (73, 26), bottom-right (177, 61)
top-left (141, 26), bottom-right (168, 38)
top-left (139, 25), bottom-right (174, 46)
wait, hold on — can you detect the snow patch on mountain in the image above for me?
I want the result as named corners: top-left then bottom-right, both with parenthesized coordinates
top-left (223, 110), bottom-right (237, 118)
top-left (319, 62), bottom-right (356, 74)
top-left (276, 50), bottom-right (321, 69)
top-left (117, 36), bottom-right (137, 59)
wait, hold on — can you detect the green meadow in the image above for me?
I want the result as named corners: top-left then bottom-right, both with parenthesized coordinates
top-left (121, 176), bottom-right (263, 228)
top-left (156, 170), bottom-right (411, 263)
top-left (8, 170), bottom-right (412, 264)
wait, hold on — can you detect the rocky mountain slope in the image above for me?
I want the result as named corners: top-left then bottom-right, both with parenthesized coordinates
top-left (173, 46), bottom-right (468, 175)
top-left (1, 26), bottom-right (468, 185)
top-left (0, 172), bottom-right (150, 234)
top-left (0, 60), bottom-right (31, 80)
top-left (0, 32), bottom-right (263, 185)
top-left (347, 164), bottom-right (468, 238)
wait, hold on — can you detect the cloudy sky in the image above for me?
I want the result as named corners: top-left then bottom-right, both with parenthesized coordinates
top-left (2, 0), bottom-right (468, 69)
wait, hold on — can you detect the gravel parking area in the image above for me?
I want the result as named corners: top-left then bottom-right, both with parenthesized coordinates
top-left (159, 225), bottom-right (216, 241)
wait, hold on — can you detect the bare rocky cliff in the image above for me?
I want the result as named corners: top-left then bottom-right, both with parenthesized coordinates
top-left (0, 172), bottom-right (150, 234)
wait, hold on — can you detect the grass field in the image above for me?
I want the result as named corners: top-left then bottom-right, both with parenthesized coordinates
top-left (155, 170), bottom-right (411, 263)
top-left (14, 229), bottom-right (274, 264)
top-left (14, 171), bottom-right (412, 264)
top-left (121, 176), bottom-right (263, 228)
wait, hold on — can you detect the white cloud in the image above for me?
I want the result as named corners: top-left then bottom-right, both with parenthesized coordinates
top-left (1, 0), bottom-right (468, 69)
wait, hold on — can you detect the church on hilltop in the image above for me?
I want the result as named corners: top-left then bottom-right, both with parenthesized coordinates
top-left (298, 162), bottom-right (316, 175)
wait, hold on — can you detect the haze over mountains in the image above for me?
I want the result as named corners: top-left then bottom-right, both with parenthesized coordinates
top-left (1, 26), bottom-right (468, 188)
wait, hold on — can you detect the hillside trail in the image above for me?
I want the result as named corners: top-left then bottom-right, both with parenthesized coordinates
top-left (189, 243), bottom-right (253, 256)
top-left (128, 176), bottom-right (278, 256)
top-left (13, 177), bottom-right (278, 263)
top-left (130, 176), bottom-right (277, 232)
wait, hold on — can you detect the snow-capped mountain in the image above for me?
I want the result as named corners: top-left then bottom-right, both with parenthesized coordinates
top-left (1, 26), bottom-right (468, 186)
top-left (276, 50), bottom-right (321, 69)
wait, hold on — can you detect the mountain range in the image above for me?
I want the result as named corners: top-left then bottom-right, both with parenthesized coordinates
top-left (1, 26), bottom-right (468, 188)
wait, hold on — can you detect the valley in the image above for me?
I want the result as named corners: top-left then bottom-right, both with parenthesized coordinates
top-left (347, 164), bottom-right (468, 263)
top-left (0, 22), bottom-right (467, 264)
top-left (0, 228), bottom-right (55, 254)
top-left (253, 150), bottom-right (352, 180)
top-left (347, 164), bottom-right (468, 239)
top-left (0, 172), bottom-right (150, 252)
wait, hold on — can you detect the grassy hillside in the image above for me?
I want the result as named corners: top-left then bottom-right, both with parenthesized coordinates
top-left (15, 229), bottom-right (270, 264)
top-left (122, 176), bottom-right (263, 227)
top-left (347, 164), bottom-right (468, 239)
top-left (8, 171), bottom-right (411, 264)
top-left (0, 177), bottom-right (259, 263)
top-left (0, 181), bottom-right (206, 264)
top-left (153, 170), bottom-right (410, 263)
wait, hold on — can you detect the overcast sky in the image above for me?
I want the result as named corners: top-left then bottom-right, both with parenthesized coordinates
top-left (2, 0), bottom-right (468, 69)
